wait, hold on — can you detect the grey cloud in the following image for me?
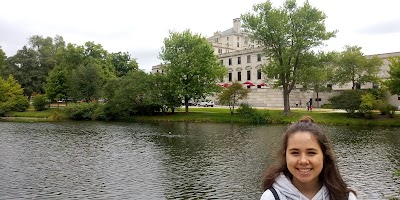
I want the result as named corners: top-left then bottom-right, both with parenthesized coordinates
top-left (130, 49), bottom-right (162, 73)
top-left (0, 19), bottom-right (33, 56)
top-left (358, 18), bottom-right (400, 35)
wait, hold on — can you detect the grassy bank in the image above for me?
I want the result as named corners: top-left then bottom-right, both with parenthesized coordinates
top-left (3, 107), bottom-right (400, 126)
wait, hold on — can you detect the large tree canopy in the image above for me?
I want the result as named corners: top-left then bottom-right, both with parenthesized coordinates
top-left (159, 30), bottom-right (226, 113)
top-left (334, 45), bottom-right (383, 89)
top-left (386, 56), bottom-right (400, 95)
top-left (4, 35), bottom-right (65, 97)
top-left (241, 0), bottom-right (336, 114)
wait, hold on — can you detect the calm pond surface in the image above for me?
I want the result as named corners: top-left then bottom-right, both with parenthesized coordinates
top-left (0, 121), bottom-right (399, 199)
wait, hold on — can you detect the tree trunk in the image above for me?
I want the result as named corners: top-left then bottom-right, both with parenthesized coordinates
top-left (184, 96), bottom-right (189, 114)
top-left (316, 92), bottom-right (320, 108)
top-left (283, 86), bottom-right (291, 115)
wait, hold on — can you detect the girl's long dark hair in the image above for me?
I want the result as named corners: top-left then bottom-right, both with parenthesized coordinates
top-left (261, 116), bottom-right (356, 200)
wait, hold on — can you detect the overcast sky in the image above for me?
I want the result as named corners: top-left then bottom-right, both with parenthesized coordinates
top-left (1, 0), bottom-right (400, 72)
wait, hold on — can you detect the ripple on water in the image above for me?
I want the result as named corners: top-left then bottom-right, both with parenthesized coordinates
top-left (0, 122), bottom-right (399, 199)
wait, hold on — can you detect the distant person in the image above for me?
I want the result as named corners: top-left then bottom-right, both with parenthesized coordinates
top-left (306, 101), bottom-right (310, 111)
top-left (299, 100), bottom-right (302, 107)
top-left (309, 100), bottom-right (313, 111)
top-left (260, 116), bottom-right (357, 200)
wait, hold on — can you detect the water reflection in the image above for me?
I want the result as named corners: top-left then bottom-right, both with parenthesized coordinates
top-left (0, 122), bottom-right (399, 199)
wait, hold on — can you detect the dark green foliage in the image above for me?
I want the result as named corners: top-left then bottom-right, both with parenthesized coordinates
top-left (237, 103), bottom-right (272, 124)
top-left (102, 71), bottom-right (164, 119)
top-left (62, 102), bottom-right (97, 120)
top-left (376, 101), bottom-right (397, 118)
top-left (109, 52), bottom-right (138, 77)
top-left (0, 104), bottom-right (9, 116)
top-left (321, 104), bottom-right (333, 109)
top-left (10, 96), bottom-right (30, 112)
top-left (385, 56), bottom-right (400, 96)
top-left (32, 95), bottom-right (48, 111)
top-left (329, 90), bottom-right (365, 113)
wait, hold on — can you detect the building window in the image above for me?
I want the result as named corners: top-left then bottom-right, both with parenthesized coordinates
top-left (229, 58), bottom-right (232, 65)
top-left (220, 60), bottom-right (223, 65)
top-left (156, 70), bottom-right (159, 73)
top-left (228, 73), bottom-right (232, 82)
top-left (238, 72), bottom-right (241, 81)
top-left (215, 38), bottom-right (218, 43)
top-left (257, 54), bottom-right (261, 62)
top-left (237, 42), bottom-right (240, 47)
top-left (227, 37), bottom-right (229, 41)
top-left (247, 55), bottom-right (251, 63)
top-left (238, 57), bottom-right (241, 64)
top-left (257, 69), bottom-right (261, 79)
top-left (327, 84), bottom-right (332, 89)
top-left (257, 85), bottom-right (261, 88)
top-left (218, 48), bottom-right (222, 54)
top-left (247, 70), bottom-right (251, 80)
top-left (237, 36), bottom-right (239, 41)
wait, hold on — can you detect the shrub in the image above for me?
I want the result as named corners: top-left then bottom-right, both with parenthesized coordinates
top-left (33, 95), bottom-right (48, 111)
top-left (62, 102), bottom-right (97, 120)
top-left (237, 103), bottom-right (271, 124)
top-left (92, 104), bottom-right (107, 120)
top-left (329, 90), bottom-right (365, 113)
top-left (377, 101), bottom-right (397, 118)
top-left (359, 93), bottom-right (375, 119)
top-left (237, 103), bottom-right (255, 119)
top-left (10, 96), bottom-right (30, 112)
top-left (321, 104), bottom-right (333, 109)
top-left (0, 103), bottom-right (10, 117)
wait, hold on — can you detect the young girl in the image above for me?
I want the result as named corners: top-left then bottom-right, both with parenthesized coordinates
top-left (260, 116), bottom-right (357, 200)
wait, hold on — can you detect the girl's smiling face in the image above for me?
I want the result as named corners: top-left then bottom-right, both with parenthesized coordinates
top-left (286, 131), bottom-right (324, 188)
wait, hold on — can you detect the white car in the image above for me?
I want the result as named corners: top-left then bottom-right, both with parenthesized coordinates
top-left (198, 101), bottom-right (214, 107)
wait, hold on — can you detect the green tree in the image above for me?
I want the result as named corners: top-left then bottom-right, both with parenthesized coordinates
top-left (159, 30), bottom-right (226, 113)
top-left (334, 45), bottom-right (383, 89)
top-left (104, 70), bottom-right (163, 118)
top-left (110, 52), bottom-right (139, 77)
top-left (0, 75), bottom-right (29, 115)
top-left (297, 52), bottom-right (335, 107)
top-left (217, 81), bottom-right (249, 115)
top-left (45, 65), bottom-right (69, 106)
top-left (0, 47), bottom-right (6, 77)
top-left (69, 62), bottom-right (102, 101)
top-left (154, 72), bottom-right (182, 113)
top-left (4, 35), bottom-right (64, 98)
top-left (241, 0), bottom-right (336, 114)
top-left (5, 46), bottom-right (42, 97)
top-left (386, 56), bottom-right (400, 95)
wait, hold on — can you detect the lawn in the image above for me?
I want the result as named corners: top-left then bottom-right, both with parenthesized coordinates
top-left (4, 106), bottom-right (400, 126)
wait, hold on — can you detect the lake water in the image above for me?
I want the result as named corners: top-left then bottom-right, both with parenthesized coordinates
top-left (0, 121), bottom-right (399, 199)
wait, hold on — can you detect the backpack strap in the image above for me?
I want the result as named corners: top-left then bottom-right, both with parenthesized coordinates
top-left (269, 187), bottom-right (280, 200)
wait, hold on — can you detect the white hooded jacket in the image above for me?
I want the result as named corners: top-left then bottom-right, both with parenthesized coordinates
top-left (260, 173), bottom-right (357, 200)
